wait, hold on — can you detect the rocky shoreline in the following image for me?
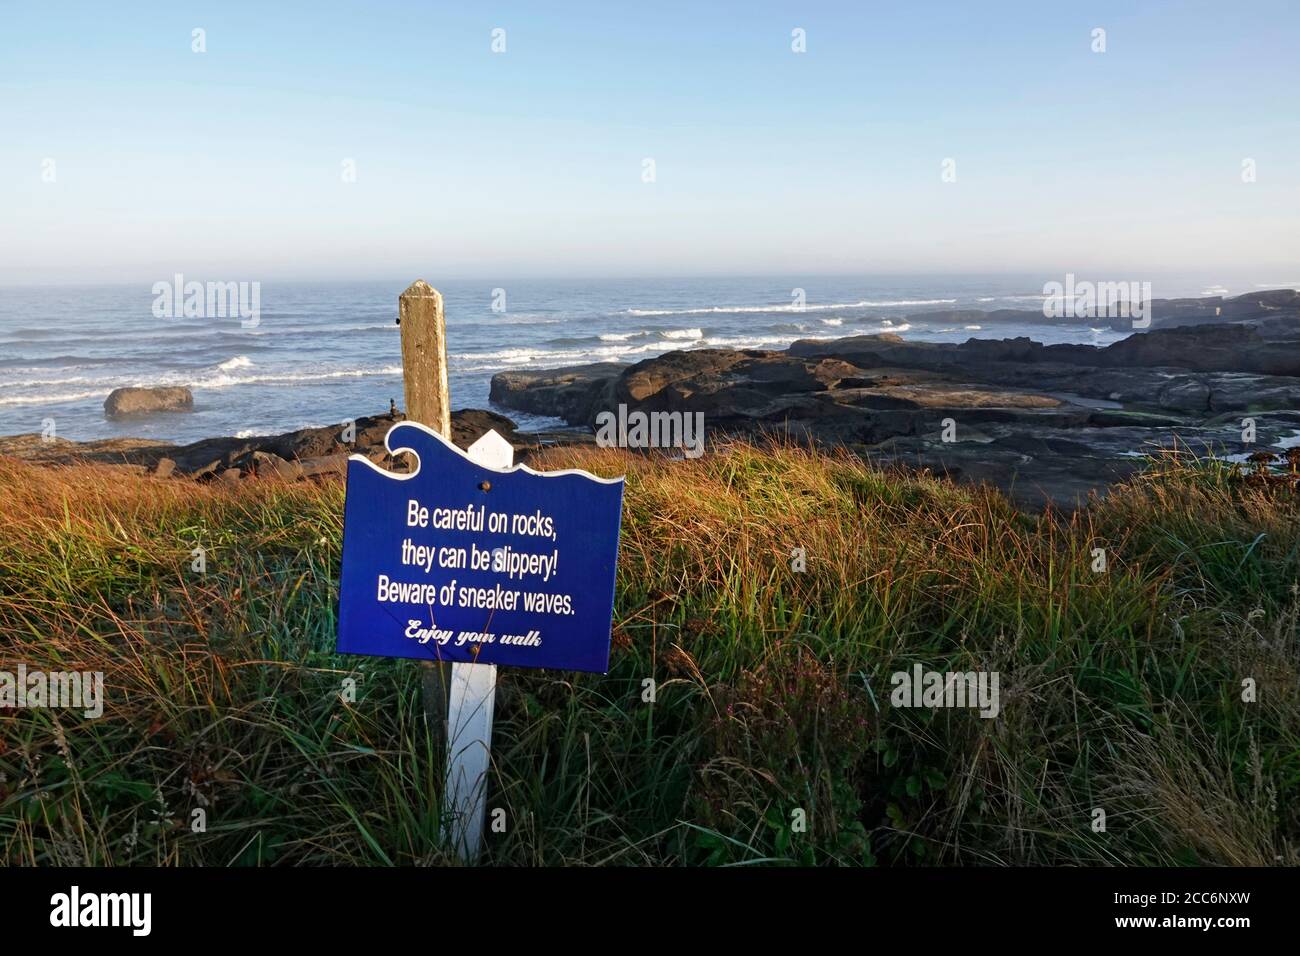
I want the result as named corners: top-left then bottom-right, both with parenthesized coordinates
top-left (6, 290), bottom-right (1300, 510)
top-left (488, 291), bottom-right (1300, 508)
top-left (0, 409), bottom-right (590, 484)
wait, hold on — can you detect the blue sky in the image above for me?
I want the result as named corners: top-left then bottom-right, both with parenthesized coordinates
top-left (1, 0), bottom-right (1297, 283)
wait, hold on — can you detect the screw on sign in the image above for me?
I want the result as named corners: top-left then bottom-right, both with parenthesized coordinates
top-left (336, 281), bottom-right (625, 861)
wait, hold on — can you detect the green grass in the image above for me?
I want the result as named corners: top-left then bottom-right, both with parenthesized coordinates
top-left (0, 443), bottom-right (1296, 866)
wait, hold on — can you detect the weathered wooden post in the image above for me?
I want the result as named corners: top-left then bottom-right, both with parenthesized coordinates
top-left (398, 280), bottom-right (451, 437)
top-left (398, 280), bottom-right (452, 744)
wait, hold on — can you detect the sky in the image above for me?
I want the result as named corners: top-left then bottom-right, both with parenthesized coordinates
top-left (1, 0), bottom-right (1298, 284)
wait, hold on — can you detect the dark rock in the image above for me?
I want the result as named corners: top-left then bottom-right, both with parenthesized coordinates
top-left (254, 458), bottom-right (300, 480)
top-left (1156, 379), bottom-right (1211, 414)
top-left (104, 386), bottom-right (193, 418)
top-left (239, 450), bottom-right (289, 477)
top-left (2, 407), bottom-right (584, 490)
top-left (903, 288), bottom-right (1300, 332)
top-left (190, 459), bottom-right (222, 480)
top-left (297, 455), bottom-right (349, 478)
top-left (1096, 323), bottom-right (1300, 376)
top-left (490, 364), bottom-right (624, 424)
top-left (450, 408), bottom-right (522, 449)
top-left (124, 410), bottom-right (527, 478)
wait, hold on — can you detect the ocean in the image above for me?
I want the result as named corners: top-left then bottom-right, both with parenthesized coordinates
top-left (0, 275), bottom-right (1253, 445)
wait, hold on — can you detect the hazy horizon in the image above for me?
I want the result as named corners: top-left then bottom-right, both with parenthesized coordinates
top-left (4, 272), bottom-right (1299, 296)
top-left (3, 1), bottom-right (1298, 284)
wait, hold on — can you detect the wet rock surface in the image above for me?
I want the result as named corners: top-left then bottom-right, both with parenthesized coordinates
top-left (103, 386), bottom-right (194, 418)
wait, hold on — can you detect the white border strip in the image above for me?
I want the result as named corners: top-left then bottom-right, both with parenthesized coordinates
top-left (347, 420), bottom-right (624, 485)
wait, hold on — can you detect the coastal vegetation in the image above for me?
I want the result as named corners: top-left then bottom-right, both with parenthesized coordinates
top-left (0, 442), bottom-right (1295, 865)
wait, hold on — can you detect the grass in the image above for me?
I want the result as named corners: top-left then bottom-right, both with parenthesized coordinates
top-left (0, 441), bottom-right (1296, 866)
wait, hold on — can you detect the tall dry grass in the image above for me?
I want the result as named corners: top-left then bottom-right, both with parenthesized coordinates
top-left (0, 442), bottom-right (1295, 865)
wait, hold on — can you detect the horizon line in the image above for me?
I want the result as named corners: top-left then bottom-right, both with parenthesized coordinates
top-left (3, 271), bottom-right (1298, 292)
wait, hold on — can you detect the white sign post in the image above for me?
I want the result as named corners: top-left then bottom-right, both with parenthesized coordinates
top-left (444, 429), bottom-right (513, 860)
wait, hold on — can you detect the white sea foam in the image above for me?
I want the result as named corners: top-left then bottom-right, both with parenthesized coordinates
top-left (0, 375), bottom-right (90, 388)
top-left (454, 326), bottom-right (842, 372)
top-left (235, 424), bottom-right (325, 438)
top-left (625, 298), bottom-right (956, 317)
top-left (190, 365), bottom-right (404, 389)
top-left (218, 355), bottom-right (254, 371)
top-left (701, 333), bottom-right (833, 349)
top-left (662, 328), bottom-right (704, 340)
top-left (852, 298), bottom-right (956, 307)
top-left (0, 389), bottom-right (106, 407)
top-left (1223, 429), bottom-right (1300, 463)
top-left (460, 348), bottom-right (549, 363)
top-left (977, 294), bottom-right (1054, 303)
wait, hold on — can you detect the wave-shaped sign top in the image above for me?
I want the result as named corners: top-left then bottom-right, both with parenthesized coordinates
top-left (336, 422), bottom-right (624, 673)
